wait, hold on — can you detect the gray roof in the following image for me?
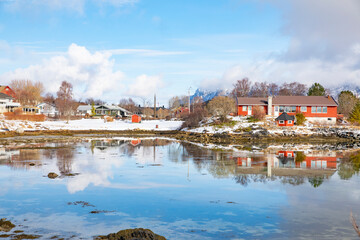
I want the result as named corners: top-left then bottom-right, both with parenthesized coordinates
top-left (275, 112), bottom-right (295, 121)
top-left (77, 105), bottom-right (97, 111)
top-left (237, 96), bottom-right (338, 106)
top-left (0, 92), bottom-right (13, 100)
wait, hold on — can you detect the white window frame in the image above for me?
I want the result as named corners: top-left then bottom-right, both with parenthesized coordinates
top-left (300, 106), bottom-right (307, 112)
top-left (287, 153), bottom-right (293, 157)
top-left (288, 120), bottom-right (292, 124)
top-left (279, 120), bottom-right (284, 124)
top-left (311, 106), bottom-right (316, 113)
top-left (242, 106), bottom-right (247, 111)
top-left (322, 106), bottom-right (327, 113)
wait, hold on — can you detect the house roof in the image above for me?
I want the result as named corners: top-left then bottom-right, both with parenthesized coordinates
top-left (237, 96), bottom-right (338, 106)
top-left (0, 92), bottom-right (13, 100)
top-left (97, 105), bottom-right (132, 113)
top-left (275, 112), bottom-right (295, 121)
top-left (77, 105), bottom-right (97, 111)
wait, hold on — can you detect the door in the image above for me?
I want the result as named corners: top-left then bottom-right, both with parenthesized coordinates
top-left (274, 106), bottom-right (279, 117)
top-left (248, 106), bottom-right (252, 115)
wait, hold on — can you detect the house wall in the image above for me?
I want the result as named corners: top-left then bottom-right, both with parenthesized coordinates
top-left (237, 105), bottom-right (267, 116)
top-left (277, 120), bottom-right (294, 127)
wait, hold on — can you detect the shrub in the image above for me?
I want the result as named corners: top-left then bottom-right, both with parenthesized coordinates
top-left (180, 108), bottom-right (208, 129)
top-left (295, 113), bottom-right (306, 125)
top-left (295, 151), bottom-right (306, 162)
top-left (252, 106), bottom-right (265, 120)
top-left (207, 96), bottom-right (235, 122)
top-left (4, 113), bottom-right (46, 121)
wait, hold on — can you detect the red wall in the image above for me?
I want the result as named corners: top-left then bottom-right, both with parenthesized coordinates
top-left (238, 105), bottom-right (337, 118)
top-left (237, 105), bottom-right (267, 116)
top-left (277, 120), bottom-right (294, 127)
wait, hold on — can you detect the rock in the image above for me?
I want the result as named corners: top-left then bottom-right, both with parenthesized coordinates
top-left (47, 172), bottom-right (58, 179)
top-left (95, 228), bottom-right (166, 240)
top-left (0, 218), bottom-right (15, 232)
top-left (15, 127), bottom-right (24, 134)
top-left (29, 163), bottom-right (35, 166)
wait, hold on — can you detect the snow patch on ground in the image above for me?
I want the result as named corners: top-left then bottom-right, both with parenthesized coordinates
top-left (0, 119), bottom-right (183, 132)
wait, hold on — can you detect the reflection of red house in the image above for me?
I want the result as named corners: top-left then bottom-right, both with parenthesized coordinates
top-left (132, 114), bottom-right (141, 123)
top-left (277, 151), bottom-right (337, 169)
top-left (130, 139), bottom-right (141, 147)
top-left (0, 86), bottom-right (16, 98)
top-left (237, 96), bottom-right (338, 124)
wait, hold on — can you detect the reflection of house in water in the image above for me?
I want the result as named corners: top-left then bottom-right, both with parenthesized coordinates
top-left (130, 139), bottom-right (141, 147)
top-left (236, 150), bottom-right (338, 178)
top-left (93, 140), bottom-right (127, 150)
top-left (0, 148), bottom-right (20, 161)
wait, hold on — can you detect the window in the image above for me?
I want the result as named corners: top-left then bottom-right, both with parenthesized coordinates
top-left (311, 106), bottom-right (328, 113)
top-left (279, 106), bottom-right (284, 112)
top-left (287, 153), bottom-right (293, 157)
top-left (301, 106), bottom-right (307, 112)
top-left (285, 106), bottom-right (291, 112)
top-left (288, 120), bottom-right (292, 124)
top-left (279, 120), bottom-right (284, 124)
top-left (242, 106), bottom-right (247, 111)
top-left (279, 153), bottom-right (284, 157)
top-left (274, 106), bottom-right (279, 112)
top-left (291, 106), bottom-right (296, 112)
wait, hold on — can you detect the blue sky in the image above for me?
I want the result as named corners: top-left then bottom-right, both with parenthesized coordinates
top-left (0, 0), bottom-right (359, 105)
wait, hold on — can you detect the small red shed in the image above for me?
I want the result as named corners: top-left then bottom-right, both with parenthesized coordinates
top-left (275, 112), bottom-right (295, 126)
top-left (132, 114), bottom-right (141, 123)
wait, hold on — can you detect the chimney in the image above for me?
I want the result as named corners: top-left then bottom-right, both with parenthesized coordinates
top-left (267, 96), bottom-right (273, 116)
top-left (327, 95), bottom-right (331, 99)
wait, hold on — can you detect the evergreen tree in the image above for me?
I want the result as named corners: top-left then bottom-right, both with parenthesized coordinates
top-left (349, 102), bottom-right (360, 124)
top-left (308, 83), bottom-right (326, 96)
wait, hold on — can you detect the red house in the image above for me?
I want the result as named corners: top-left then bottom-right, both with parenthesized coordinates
top-left (275, 112), bottom-right (295, 126)
top-left (0, 86), bottom-right (16, 98)
top-left (237, 95), bottom-right (338, 124)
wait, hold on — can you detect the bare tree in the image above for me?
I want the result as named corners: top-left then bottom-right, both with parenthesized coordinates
top-left (10, 79), bottom-right (44, 106)
top-left (250, 82), bottom-right (268, 97)
top-left (231, 78), bottom-right (251, 98)
top-left (338, 91), bottom-right (359, 117)
top-left (85, 98), bottom-right (105, 105)
top-left (43, 92), bottom-right (56, 105)
top-left (278, 82), bottom-right (307, 96)
top-left (119, 98), bottom-right (138, 113)
top-left (268, 83), bottom-right (279, 96)
top-left (207, 96), bottom-right (235, 122)
top-left (252, 105), bottom-right (266, 120)
top-left (55, 81), bottom-right (75, 121)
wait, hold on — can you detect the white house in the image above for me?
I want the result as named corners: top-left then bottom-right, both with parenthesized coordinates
top-left (77, 104), bottom-right (131, 117)
top-left (0, 93), bottom-right (20, 113)
top-left (37, 103), bottom-right (58, 117)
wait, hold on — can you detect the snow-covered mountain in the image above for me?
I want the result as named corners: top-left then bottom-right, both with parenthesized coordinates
top-left (330, 84), bottom-right (360, 99)
top-left (190, 88), bottom-right (230, 102)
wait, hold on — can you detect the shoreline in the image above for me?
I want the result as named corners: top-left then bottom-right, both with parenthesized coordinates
top-left (0, 129), bottom-right (357, 145)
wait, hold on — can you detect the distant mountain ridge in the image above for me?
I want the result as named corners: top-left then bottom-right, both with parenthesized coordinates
top-left (191, 84), bottom-right (360, 102)
top-left (190, 88), bottom-right (230, 102)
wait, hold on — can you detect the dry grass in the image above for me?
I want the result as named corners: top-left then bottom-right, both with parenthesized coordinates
top-left (350, 212), bottom-right (360, 237)
top-left (4, 112), bottom-right (46, 122)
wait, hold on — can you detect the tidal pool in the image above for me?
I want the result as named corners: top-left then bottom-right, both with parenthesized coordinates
top-left (0, 138), bottom-right (359, 239)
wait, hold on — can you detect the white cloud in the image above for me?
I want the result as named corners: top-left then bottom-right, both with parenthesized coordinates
top-left (0, 43), bottom-right (125, 99)
top-left (201, 0), bottom-right (360, 90)
top-left (128, 74), bottom-right (164, 98)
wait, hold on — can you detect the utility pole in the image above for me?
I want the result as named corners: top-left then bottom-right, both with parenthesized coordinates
top-left (188, 87), bottom-right (192, 113)
top-left (154, 94), bottom-right (156, 118)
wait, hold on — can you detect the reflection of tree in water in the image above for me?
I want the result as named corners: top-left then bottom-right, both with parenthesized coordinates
top-left (56, 147), bottom-right (75, 176)
top-left (308, 176), bottom-right (324, 188)
top-left (338, 151), bottom-right (360, 180)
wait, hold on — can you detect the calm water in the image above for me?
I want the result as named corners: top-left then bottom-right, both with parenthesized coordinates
top-left (0, 138), bottom-right (360, 239)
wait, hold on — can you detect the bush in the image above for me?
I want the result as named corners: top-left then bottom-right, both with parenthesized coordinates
top-left (295, 113), bottom-right (306, 125)
top-left (252, 106), bottom-right (265, 120)
top-left (180, 108), bottom-right (208, 129)
top-left (4, 112), bottom-right (46, 121)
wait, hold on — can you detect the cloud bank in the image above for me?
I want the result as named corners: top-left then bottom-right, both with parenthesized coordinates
top-left (201, 0), bottom-right (360, 90)
top-left (1, 43), bottom-right (125, 99)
